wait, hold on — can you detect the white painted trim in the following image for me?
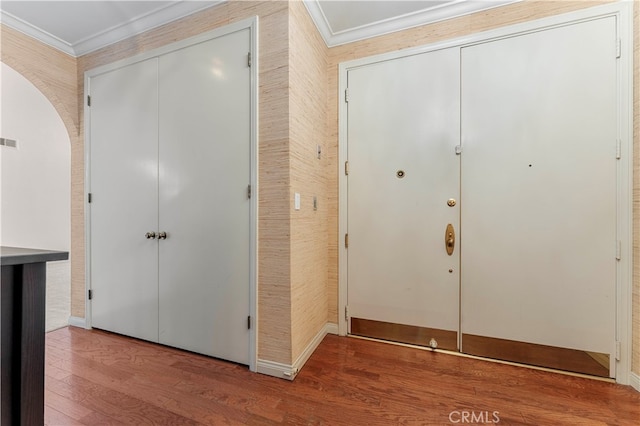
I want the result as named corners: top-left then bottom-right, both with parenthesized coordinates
top-left (68, 316), bottom-right (87, 329)
top-left (73, 1), bottom-right (225, 56)
top-left (85, 17), bottom-right (256, 78)
top-left (84, 16), bottom-right (259, 373)
top-left (256, 359), bottom-right (299, 381)
top-left (291, 323), bottom-right (330, 374)
top-left (338, 1), bottom-right (633, 384)
top-left (257, 323), bottom-right (333, 380)
top-left (248, 17), bottom-right (260, 374)
top-left (302, 0), bottom-right (332, 46)
top-left (614, 0), bottom-right (634, 386)
top-left (326, 323), bottom-right (339, 335)
top-left (0, 11), bottom-right (75, 56)
top-left (304, 0), bottom-right (521, 48)
top-left (338, 58), bottom-right (348, 337)
top-left (83, 70), bottom-right (93, 332)
top-left (0, 1), bottom-right (225, 57)
top-left (630, 372), bottom-right (640, 393)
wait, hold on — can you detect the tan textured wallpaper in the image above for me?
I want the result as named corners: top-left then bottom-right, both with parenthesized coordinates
top-left (288, 0), bottom-right (329, 362)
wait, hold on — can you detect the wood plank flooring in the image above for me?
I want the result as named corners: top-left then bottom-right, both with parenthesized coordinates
top-left (45, 327), bottom-right (640, 425)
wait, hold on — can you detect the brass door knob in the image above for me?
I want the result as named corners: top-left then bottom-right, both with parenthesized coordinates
top-left (158, 232), bottom-right (167, 240)
top-left (145, 232), bottom-right (156, 240)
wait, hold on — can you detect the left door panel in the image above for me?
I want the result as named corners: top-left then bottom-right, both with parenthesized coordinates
top-left (90, 59), bottom-right (159, 342)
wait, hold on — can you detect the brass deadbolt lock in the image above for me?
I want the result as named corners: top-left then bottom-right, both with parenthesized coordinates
top-left (445, 224), bottom-right (455, 256)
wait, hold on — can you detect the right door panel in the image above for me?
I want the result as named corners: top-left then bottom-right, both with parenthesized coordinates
top-left (460, 17), bottom-right (617, 377)
top-left (158, 29), bottom-right (251, 364)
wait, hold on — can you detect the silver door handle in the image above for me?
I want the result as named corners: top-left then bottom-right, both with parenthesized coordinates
top-left (145, 232), bottom-right (156, 239)
top-left (158, 232), bottom-right (167, 240)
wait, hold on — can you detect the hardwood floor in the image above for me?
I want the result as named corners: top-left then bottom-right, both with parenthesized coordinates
top-left (45, 327), bottom-right (640, 425)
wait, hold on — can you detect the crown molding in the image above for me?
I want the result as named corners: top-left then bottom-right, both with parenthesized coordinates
top-left (1, 1), bottom-right (225, 58)
top-left (73, 1), bottom-right (225, 56)
top-left (304, 0), bottom-right (522, 48)
top-left (1, 10), bottom-right (76, 56)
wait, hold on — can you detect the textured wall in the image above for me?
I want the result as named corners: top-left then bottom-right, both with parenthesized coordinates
top-left (0, 26), bottom-right (78, 134)
top-left (288, 0), bottom-right (329, 362)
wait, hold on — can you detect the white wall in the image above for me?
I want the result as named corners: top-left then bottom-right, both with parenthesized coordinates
top-left (0, 62), bottom-right (71, 330)
top-left (1, 62), bottom-right (70, 250)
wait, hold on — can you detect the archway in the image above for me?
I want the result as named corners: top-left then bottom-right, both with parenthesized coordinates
top-left (1, 62), bottom-right (72, 330)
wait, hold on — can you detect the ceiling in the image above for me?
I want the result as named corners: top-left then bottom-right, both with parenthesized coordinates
top-left (0, 0), bottom-right (519, 57)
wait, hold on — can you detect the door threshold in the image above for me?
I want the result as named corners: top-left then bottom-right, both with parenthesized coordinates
top-left (347, 334), bottom-right (615, 383)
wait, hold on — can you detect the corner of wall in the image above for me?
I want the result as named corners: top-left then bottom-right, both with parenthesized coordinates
top-left (288, 0), bottom-right (331, 366)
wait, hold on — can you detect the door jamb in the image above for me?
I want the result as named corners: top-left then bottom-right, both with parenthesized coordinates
top-left (338, 2), bottom-right (633, 385)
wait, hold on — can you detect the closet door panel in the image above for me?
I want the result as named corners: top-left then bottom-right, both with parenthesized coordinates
top-left (89, 59), bottom-right (159, 342)
top-left (158, 29), bottom-right (251, 364)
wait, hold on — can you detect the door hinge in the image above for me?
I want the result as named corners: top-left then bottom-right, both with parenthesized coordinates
top-left (88, 289), bottom-right (93, 300)
top-left (615, 341), bottom-right (621, 360)
top-left (344, 233), bottom-right (349, 248)
top-left (345, 305), bottom-right (349, 321)
top-left (247, 184), bottom-right (252, 199)
top-left (344, 88), bottom-right (349, 103)
top-left (0, 138), bottom-right (17, 148)
top-left (616, 38), bottom-right (621, 59)
top-left (247, 315), bottom-right (251, 329)
top-left (248, 52), bottom-right (252, 67)
top-left (88, 193), bottom-right (92, 203)
top-left (87, 95), bottom-right (91, 107)
top-left (344, 161), bottom-right (349, 176)
top-left (455, 145), bottom-right (463, 155)
top-left (616, 240), bottom-right (621, 260)
top-left (616, 139), bottom-right (621, 159)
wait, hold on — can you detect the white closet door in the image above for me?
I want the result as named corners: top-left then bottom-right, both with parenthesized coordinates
top-left (460, 17), bottom-right (617, 376)
top-left (347, 48), bottom-right (460, 349)
top-left (158, 29), bottom-right (251, 364)
top-left (90, 59), bottom-right (159, 342)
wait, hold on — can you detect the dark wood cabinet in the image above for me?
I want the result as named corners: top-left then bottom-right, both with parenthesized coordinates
top-left (1, 246), bottom-right (68, 425)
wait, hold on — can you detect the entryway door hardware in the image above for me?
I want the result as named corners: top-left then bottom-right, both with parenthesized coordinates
top-left (445, 224), bottom-right (455, 256)
top-left (344, 13), bottom-right (620, 379)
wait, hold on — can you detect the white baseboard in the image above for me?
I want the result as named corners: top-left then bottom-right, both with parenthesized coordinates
top-left (630, 372), bottom-right (640, 393)
top-left (257, 322), bottom-right (334, 381)
top-left (256, 359), bottom-right (299, 380)
top-left (68, 316), bottom-right (87, 329)
top-left (326, 323), bottom-right (338, 335)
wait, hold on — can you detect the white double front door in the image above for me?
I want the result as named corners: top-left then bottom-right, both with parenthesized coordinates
top-left (346, 16), bottom-right (618, 377)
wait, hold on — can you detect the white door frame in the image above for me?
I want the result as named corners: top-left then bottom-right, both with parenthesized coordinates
top-left (84, 17), bottom-right (259, 372)
top-left (338, 3), bottom-right (633, 385)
